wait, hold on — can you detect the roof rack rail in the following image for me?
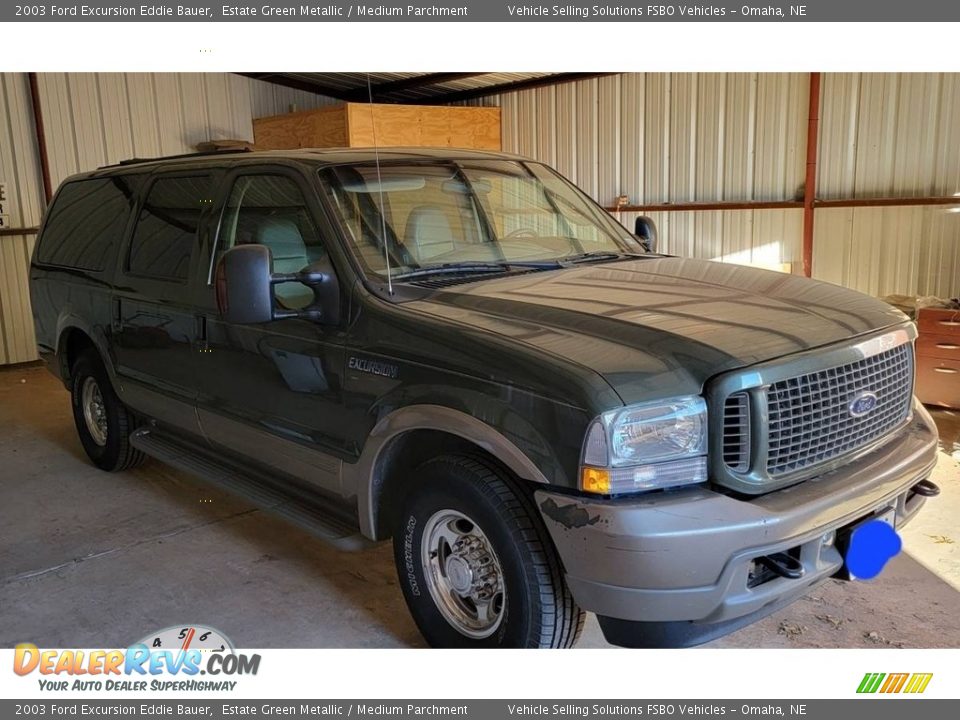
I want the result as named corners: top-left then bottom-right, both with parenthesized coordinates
top-left (100, 147), bottom-right (254, 169)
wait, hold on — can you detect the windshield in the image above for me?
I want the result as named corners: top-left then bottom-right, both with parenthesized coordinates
top-left (319, 160), bottom-right (643, 280)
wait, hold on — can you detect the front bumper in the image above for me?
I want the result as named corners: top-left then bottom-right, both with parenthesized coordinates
top-left (536, 401), bottom-right (939, 648)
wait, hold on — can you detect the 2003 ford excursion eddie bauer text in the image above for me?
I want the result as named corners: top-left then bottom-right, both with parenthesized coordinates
top-left (30, 148), bottom-right (940, 648)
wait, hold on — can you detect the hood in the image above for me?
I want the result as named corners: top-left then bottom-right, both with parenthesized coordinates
top-left (406, 257), bottom-right (908, 404)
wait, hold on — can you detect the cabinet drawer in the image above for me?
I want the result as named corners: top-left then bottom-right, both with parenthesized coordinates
top-left (917, 333), bottom-right (960, 360)
top-left (916, 356), bottom-right (960, 409)
top-left (917, 308), bottom-right (960, 336)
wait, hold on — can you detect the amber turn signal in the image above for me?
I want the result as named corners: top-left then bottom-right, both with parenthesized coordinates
top-left (581, 467), bottom-right (611, 494)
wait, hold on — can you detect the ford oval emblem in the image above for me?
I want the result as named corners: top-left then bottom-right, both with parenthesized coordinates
top-left (849, 391), bottom-right (879, 417)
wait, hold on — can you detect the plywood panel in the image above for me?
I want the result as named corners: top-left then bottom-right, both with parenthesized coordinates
top-left (254, 103), bottom-right (501, 151)
top-left (360, 104), bottom-right (501, 150)
top-left (347, 103), bottom-right (501, 150)
top-left (253, 105), bottom-right (347, 149)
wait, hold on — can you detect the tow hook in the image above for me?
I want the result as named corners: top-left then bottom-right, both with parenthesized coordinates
top-left (757, 552), bottom-right (805, 580)
top-left (911, 479), bottom-right (940, 498)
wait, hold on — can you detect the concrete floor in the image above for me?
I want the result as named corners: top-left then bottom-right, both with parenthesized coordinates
top-left (1, 363), bottom-right (958, 649)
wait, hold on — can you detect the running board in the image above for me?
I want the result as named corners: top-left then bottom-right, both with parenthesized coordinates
top-left (130, 427), bottom-right (371, 552)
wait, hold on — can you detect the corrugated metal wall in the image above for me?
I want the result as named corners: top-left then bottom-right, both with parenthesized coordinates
top-left (471, 73), bottom-right (809, 271)
top-left (2, 72), bottom-right (959, 365)
top-left (471, 72), bottom-right (960, 297)
top-left (0, 72), bottom-right (337, 365)
top-left (0, 73), bottom-right (44, 365)
top-left (813, 73), bottom-right (960, 299)
top-left (35, 72), bottom-right (338, 188)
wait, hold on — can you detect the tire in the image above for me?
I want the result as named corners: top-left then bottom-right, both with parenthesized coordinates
top-left (70, 349), bottom-right (145, 472)
top-left (393, 454), bottom-right (584, 648)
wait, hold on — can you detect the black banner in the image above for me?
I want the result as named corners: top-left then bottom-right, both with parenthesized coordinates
top-left (4, 1), bottom-right (960, 22)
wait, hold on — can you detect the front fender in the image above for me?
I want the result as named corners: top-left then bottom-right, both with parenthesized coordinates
top-left (344, 404), bottom-right (555, 540)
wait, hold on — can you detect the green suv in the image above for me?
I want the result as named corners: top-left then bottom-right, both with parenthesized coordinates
top-left (30, 148), bottom-right (939, 648)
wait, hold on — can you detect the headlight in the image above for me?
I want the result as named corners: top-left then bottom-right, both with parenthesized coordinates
top-left (580, 396), bottom-right (708, 495)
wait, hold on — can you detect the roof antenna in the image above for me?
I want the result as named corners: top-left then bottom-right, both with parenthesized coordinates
top-left (367, 74), bottom-right (393, 296)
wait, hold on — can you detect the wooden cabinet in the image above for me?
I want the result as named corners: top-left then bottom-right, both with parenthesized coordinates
top-left (916, 307), bottom-right (960, 409)
top-left (253, 103), bottom-right (501, 151)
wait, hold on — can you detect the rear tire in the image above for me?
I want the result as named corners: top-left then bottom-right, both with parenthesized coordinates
top-left (70, 349), bottom-right (145, 472)
top-left (393, 454), bottom-right (584, 648)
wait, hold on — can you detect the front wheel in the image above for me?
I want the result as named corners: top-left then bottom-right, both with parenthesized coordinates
top-left (393, 455), bottom-right (584, 648)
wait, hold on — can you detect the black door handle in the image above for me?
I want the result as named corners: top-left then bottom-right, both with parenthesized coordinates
top-left (195, 314), bottom-right (207, 342)
top-left (111, 297), bottom-right (122, 333)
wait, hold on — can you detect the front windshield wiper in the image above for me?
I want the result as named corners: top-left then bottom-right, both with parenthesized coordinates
top-left (561, 250), bottom-right (643, 264)
top-left (392, 252), bottom-right (645, 281)
top-left (392, 260), bottom-right (561, 281)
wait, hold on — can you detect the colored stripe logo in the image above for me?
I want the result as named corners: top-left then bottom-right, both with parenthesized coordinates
top-left (857, 672), bottom-right (933, 694)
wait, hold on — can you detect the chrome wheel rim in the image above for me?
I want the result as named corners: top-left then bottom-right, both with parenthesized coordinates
top-left (81, 376), bottom-right (108, 447)
top-left (421, 509), bottom-right (506, 638)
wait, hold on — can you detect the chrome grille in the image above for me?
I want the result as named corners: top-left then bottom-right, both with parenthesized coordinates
top-left (765, 344), bottom-right (913, 476)
top-left (723, 393), bottom-right (751, 472)
top-left (709, 328), bottom-right (917, 494)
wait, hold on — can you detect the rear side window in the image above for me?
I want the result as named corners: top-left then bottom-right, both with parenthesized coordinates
top-left (128, 175), bottom-right (212, 282)
top-left (37, 176), bottom-right (137, 271)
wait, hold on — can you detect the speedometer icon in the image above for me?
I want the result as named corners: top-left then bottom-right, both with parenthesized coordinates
top-left (136, 625), bottom-right (234, 653)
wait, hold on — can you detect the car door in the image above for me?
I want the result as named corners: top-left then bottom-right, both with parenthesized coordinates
top-left (111, 171), bottom-right (218, 435)
top-left (192, 168), bottom-right (352, 496)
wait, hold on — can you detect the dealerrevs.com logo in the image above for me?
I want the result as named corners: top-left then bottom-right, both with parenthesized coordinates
top-left (13, 625), bottom-right (260, 692)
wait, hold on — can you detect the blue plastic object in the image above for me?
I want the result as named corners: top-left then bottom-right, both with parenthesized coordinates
top-left (846, 519), bottom-right (902, 580)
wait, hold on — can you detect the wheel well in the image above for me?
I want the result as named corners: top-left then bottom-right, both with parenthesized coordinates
top-left (60, 328), bottom-right (97, 383)
top-left (372, 429), bottom-right (523, 540)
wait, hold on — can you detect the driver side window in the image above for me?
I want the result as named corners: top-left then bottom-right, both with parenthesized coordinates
top-left (216, 174), bottom-right (324, 310)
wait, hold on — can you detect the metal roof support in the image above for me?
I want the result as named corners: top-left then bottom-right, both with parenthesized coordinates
top-left (27, 72), bottom-right (53, 205)
top-left (420, 73), bottom-right (619, 104)
top-left (604, 201), bottom-right (804, 212)
top-left (345, 73), bottom-right (486, 102)
top-left (236, 73), bottom-right (357, 102)
top-left (802, 71), bottom-right (821, 278)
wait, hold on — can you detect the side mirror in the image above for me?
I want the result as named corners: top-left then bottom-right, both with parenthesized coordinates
top-left (634, 216), bottom-right (659, 254)
top-left (216, 245), bottom-right (274, 324)
top-left (215, 245), bottom-right (340, 324)
top-left (273, 255), bottom-right (340, 322)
